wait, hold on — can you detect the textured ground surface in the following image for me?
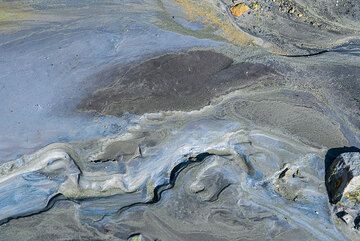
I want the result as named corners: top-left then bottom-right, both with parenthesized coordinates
top-left (0, 0), bottom-right (359, 240)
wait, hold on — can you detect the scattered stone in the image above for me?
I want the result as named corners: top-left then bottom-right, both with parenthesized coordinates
top-left (336, 211), bottom-right (353, 224)
top-left (250, 2), bottom-right (261, 10)
top-left (128, 234), bottom-right (144, 241)
top-left (354, 215), bottom-right (360, 229)
top-left (230, 3), bottom-right (250, 17)
top-left (278, 167), bottom-right (289, 178)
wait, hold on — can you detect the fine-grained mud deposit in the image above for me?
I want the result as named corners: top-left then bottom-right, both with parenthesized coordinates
top-left (1, 0), bottom-right (360, 240)
top-left (78, 50), bottom-right (278, 115)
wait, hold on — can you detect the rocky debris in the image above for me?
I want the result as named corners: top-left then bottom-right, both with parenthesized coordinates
top-left (278, 167), bottom-right (289, 179)
top-left (333, 205), bottom-right (360, 232)
top-left (325, 152), bottom-right (360, 205)
top-left (355, 215), bottom-right (360, 229)
top-left (273, 0), bottom-right (302, 16)
top-left (272, 164), bottom-right (308, 201)
top-left (249, 2), bottom-right (261, 10)
top-left (225, 0), bottom-right (360, 55)
top-left (336, 211), bottom-right (353, 224)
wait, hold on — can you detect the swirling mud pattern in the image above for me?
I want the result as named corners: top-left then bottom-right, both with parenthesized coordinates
top-left (0, 0), bottom-right (359, 241)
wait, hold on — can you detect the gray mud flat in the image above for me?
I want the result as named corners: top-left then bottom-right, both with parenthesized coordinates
top-left (78, 50), bottom-right (278, 115)
top-left (0, 0), bottom-right (360, 241)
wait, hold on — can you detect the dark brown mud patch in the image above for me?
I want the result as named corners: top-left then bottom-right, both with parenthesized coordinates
top-left (77, 50), bottom-right (278, 115)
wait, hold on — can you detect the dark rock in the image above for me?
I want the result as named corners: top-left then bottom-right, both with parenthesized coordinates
top-left (354, 215), bottom-right (360, 229)
top-left (336, 211), bottom-right (353, 224)
top-left (325, 151), bottom-right (360, 204)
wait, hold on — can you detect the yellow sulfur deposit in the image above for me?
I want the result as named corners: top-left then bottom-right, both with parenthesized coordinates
top-left (230, 3), bottom-right (250, 17)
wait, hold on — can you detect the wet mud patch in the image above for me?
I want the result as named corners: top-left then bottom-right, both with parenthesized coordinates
top-left (218, 89), bottom-right (348, 147)
top-left (0, 201), bottom-right (105, 241)
top-left (78, 50), bottom-right (279, 115)
top-left (0, 107), bottom-right (351, 241)
top-left (85, 154), bottom-right (340, 241)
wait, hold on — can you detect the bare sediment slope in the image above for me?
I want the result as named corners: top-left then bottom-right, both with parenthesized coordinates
top-left (0, 111), bottom-right (347, 240)
top-left (1, 45), bottom-right (360, 240)
top-left (1, 82), bottom-right (358, 240)
top-left (1, 0), bottom-right (360, 240)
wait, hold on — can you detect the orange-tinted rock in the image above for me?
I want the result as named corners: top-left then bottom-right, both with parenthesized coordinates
top-left (230, 3), bottom-right (250, 17)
